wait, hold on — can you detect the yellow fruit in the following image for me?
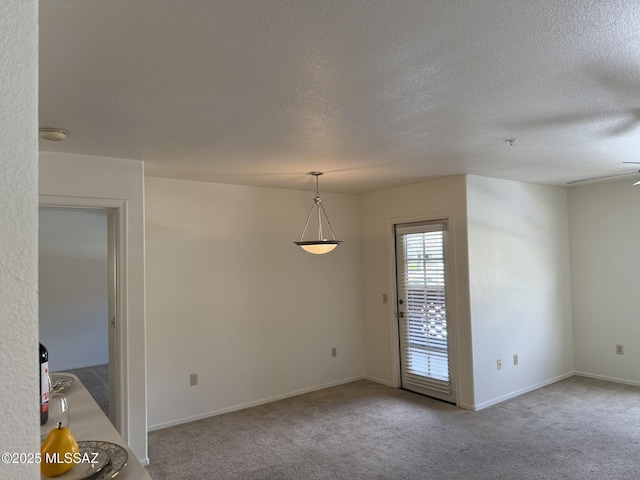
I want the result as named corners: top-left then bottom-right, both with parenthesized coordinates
top-left (40, 423), bottom-right (80, 477)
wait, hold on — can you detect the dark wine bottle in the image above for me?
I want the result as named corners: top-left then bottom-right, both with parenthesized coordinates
top-left (40, 342), bottom-right (50, 425)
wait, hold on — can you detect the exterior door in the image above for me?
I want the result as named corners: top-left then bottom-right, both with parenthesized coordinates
top-left (395, 219), bottom-right (455, 403)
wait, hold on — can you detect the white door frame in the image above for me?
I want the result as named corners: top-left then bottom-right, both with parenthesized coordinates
top-left (39, 194), bottom-right (128, 438)
top-left (386, 211), bottom-right (460, 404)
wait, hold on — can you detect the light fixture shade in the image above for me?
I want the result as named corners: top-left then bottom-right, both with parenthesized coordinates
top-left (295, 240), bottom-right (342, 255)
top-left (39, 128), bottom-right (67, 141)
top-left (294, 172), bottom-right (343, 255)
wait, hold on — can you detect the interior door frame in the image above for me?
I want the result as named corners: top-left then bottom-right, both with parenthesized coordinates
top-left (39, 194), bottom-right (128, 437)
top-left (386, 211), bottom-right (460, 404)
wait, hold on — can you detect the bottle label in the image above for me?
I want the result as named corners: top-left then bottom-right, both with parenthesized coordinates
top-left (41, 361), bottom-right (49, 413)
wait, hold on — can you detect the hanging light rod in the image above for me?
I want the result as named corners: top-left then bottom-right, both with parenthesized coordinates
top-left (294, 172), bottom-right (344, 255)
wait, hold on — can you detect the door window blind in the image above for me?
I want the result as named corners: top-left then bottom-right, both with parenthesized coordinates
top-left (397, 221), bottom-right (451, 395)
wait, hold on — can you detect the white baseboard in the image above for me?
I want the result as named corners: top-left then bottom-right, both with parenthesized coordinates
top-left (573, 371), bottom-right (640, 387)
top-left (473, 371), bottom-right (640, 411)
top-left (457, 402), bottom-right (475, 411)
top-left (472, 371), bottom-right (575, 411)
top-left (148, 375), bottom-right (366, 432)
top-left (363, 375), bottom-right (393, 387)
top-left (148, 371), bottom-right (640, 432)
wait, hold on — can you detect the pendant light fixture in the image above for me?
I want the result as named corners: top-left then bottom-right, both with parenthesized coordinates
top-left (294, 172), bottom-right (343, 254)
top-left (39, 128), bottom-right (67, 142)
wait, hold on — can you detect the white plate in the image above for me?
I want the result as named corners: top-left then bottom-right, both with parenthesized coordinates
top-left (41, 443), bottom-right (109, 480)
top-left (50, 374), bottom-right (74, 393)
top-left (74, 441), bottom-right (128, 480)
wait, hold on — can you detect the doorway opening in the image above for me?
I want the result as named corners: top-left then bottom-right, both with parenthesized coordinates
top-left (38, 203), bottom-right (121, 430)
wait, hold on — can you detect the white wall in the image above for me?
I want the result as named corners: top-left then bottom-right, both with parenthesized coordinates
top-left (39, 207), bottom-right (109, 371)
top-left (569, 178), bottom-right (640, 385)
top-left (39, 152), bottom-right (147, 463)
top-left (145, 177), bottom-right (364, 429)
top-left (360, 175), bottom-right (575, 411)
top-left (0, 1), bottom-right (39, 478)
top-left (466, 175), bottom-right (574, 408)
top-left (359, 176), bottom-right (474, 408)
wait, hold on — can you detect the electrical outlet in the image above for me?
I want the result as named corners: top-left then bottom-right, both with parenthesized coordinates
top-left (616, 344), bottom-right (624, 355)
top-left (331, 347), bottom-right (337, 358)
top-left (497, 359), bottom-right (502, 370)
top-left (190, 373), bottom-right (198, 386)
top-left (513, 354), bottom-right (519, 366)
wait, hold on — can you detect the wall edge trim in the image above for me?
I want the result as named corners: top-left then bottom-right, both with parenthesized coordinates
top-left (574, 371), bottom-right (640, 387)
top-left (473, 371), bottom-right (574, 411)
top-left (147, 375), bottom-right (366, 432)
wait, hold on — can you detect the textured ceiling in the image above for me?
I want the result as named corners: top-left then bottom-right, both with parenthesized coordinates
top-left (39, 1), bottom-right (640, 194)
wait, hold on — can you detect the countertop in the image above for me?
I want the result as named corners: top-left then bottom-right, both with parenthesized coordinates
top-left (41, 374), bottom-right (152, 480)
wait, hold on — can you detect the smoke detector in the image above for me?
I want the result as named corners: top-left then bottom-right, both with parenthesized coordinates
top-left (39, 128), bottom-right (67, 141)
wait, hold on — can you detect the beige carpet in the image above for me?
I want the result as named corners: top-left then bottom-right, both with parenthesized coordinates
top-left (145, 376), bottom-right (640, 479)
top-left (65, 364), bottom-right (109, 416)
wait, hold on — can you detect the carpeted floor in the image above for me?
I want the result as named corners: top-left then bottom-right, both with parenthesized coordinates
top-left (65, 364), bottom-right (109, 416)
top-left (145, 376), bottom-right (640, 480)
